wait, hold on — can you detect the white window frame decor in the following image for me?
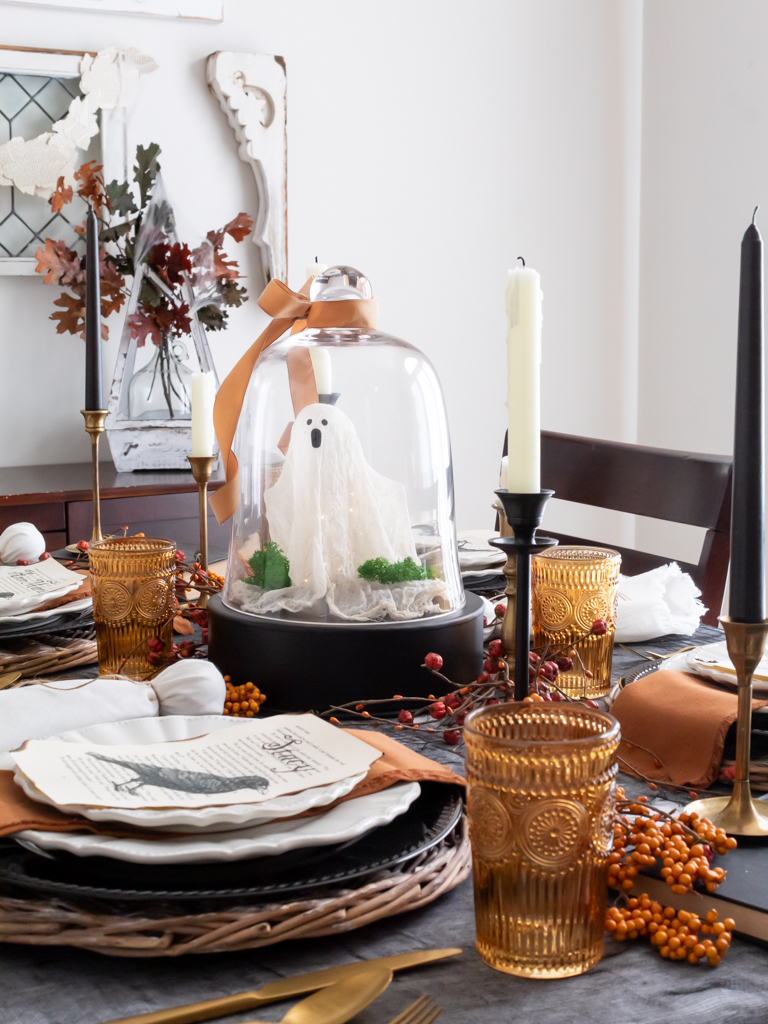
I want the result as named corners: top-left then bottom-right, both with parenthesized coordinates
top-left (1, 0), bottom-right (222, 20)
top-left (0, 44), bottom-right (156, 275)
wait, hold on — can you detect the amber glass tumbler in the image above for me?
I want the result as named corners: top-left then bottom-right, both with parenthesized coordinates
top-left (90, 537), bottom-right (176, 678)
top-left (465, 703), bottom-right (620, 978)
top-left (532, 546), bottom-right (621, 699)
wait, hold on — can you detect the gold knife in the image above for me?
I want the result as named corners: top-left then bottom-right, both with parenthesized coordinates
top-left (101, 948), bottom-right (462, 1024)
top-left (241, 966), bottom-right (393, 1024)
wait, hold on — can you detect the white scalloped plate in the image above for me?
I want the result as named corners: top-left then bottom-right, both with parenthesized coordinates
top-left (627, 642), bottom-right (768, 696)
top-left (16, 782), bottom-right (421, 864)
top-left (12, 715), bottom-right (368, 832)
top-left (0, 596), bottom-right (92, 625)
top-left (0, 583), bottom-right (83, 620)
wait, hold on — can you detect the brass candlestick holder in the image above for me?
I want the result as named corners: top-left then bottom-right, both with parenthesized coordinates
top-left (80, 409), bottom-right (108, 545)
top-left (187, 455), bottom-right (215, 609)
top-left (685, 616), bottom-right (768, 835)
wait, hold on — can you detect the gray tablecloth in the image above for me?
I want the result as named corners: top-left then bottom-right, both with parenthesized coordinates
top-left (4, 625), bottom-right (768, 1024)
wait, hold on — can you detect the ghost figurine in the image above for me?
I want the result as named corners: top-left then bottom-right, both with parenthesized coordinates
top-left (232, 403), bottom-right (449, 621)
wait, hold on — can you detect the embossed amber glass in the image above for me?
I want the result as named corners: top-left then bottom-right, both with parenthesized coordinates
top-left (465, 703), bottom-right (620, 978)
top-left (90, 537), bottom-right (176, 678)
top-left (532, 546), bottom-right (621, 699)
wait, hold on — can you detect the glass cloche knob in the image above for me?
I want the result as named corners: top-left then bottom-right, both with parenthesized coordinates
top-left (309, 265), bottom-right (373, 301)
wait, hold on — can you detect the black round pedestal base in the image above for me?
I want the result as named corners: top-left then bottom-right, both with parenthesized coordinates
top-left (207, 594), bottom-right (485, 713)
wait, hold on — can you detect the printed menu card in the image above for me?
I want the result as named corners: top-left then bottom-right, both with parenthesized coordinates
top-left (13, 715), bottom-right (380, 809)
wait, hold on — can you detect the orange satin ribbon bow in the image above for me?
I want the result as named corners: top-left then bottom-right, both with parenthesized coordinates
top-left (210, 278), bottom-right (378, 524)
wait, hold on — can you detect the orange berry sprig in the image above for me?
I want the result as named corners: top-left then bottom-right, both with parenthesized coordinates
top-left (606, 897), bottom-right (735, 966)
top-left (172, 550), bottom-right (225, 598)
top-left (609, 794), bottom-right (737, 897)
top-left (223, 677), bottom-right (266, 717)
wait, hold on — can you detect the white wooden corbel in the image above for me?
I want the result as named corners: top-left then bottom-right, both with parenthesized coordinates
top-left (206, 52), bottom-right (287, 284)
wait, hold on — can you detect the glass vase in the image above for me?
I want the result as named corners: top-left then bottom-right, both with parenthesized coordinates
top-left (465, 702), bottom-right (620, 979)
top-left (90, 537), bottom-right (176, 678)
top-left (127, 336), bottom-right (193, 421)
top-left (532, 546), bottom-right (621, 699)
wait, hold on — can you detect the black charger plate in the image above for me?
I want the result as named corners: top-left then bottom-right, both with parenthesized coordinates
top-left (0, 608), bottom-right (95, 641)
top-left (0, 782), bottom-right (463, 908)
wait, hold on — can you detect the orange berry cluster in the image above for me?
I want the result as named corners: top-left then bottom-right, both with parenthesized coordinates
top-left (223, 677), bottom-right (266, 717)
top-left (606, 897), bottom-right (734, 966)
top-left (609, 797), bottom-right (736, 896)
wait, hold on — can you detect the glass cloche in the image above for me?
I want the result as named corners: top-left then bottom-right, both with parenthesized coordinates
top-left (222, 266), bottom-right (463, 623)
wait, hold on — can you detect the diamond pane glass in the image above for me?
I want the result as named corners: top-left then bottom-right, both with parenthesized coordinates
top-left (0, 71), bottom-right (98, 259)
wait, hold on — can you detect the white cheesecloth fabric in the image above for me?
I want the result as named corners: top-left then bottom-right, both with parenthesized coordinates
top-left (233, 403), bottom-right (449, 620)
top-left (614, 562), bottom-right (707, 642)
top-left (0, 660), bottom-right (226, 768)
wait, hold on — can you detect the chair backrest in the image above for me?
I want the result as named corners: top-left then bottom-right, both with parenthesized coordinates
top-left (501, 430), bottom-right (732, 626)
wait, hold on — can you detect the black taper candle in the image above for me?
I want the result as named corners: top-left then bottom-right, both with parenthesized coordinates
top-left (84, 205), bottom-right (103, 411)
top-left (729, 208), bottom-right (765, 623)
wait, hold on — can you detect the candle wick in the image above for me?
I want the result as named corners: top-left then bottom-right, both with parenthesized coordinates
top-left (517, 256), bottom-right (526, 267)
top-left (753, 206), bottom-right (759, 225)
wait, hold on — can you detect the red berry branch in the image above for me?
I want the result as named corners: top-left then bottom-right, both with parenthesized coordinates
top-left (323, 621), bottom-right (611, 746)
top-left (14, 552), bottom-right (52, 566)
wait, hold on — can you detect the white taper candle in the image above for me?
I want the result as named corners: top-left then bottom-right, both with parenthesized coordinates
top-left (306, 260), bottom-right (328, 282)
top-left (505, 265), bottom-right (542, 492)
top-left (191, 371), bottom-right (215, 457)
top-left (310, 348), bottom-right (333, 395)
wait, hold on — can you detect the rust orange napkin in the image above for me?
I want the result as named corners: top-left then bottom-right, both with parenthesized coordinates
top-left (611, 669), bottom-right (768, 789)
top-left (33, 570), bottom-right (91, 612)
top-left (0, 728), bottom-right (464, 839)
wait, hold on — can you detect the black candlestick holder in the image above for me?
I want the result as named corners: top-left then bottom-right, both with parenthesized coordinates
top-left (490, 490), bottom-right (558, 700)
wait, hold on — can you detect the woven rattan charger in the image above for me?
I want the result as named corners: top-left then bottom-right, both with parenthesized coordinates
top-left (0, 818), bottom-right (469, 957)
top-left (0, 628), bottom-right (97, 683)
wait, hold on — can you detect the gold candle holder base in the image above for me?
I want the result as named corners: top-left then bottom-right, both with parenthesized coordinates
top-left (684, 616), bottom-right (768, 836)
top-left (187, 455), bottom-right (215, 609)
top-left (80, 409), bottom-right (108, 545)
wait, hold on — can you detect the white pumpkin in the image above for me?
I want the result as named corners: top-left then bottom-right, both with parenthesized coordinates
top-left (0, 522), bottom-right (46, 565)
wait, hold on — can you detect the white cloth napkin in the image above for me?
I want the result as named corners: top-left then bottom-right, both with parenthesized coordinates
top-left (614, 563), bottom-right (707, 642)
top-left (457, 530), bottom-right (506, 572)
top-left (0, 660), bottom-right (226, 769)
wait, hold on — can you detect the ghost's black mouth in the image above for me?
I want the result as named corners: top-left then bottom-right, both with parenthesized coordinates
top-left (311, 428), bottom-right (322, 449)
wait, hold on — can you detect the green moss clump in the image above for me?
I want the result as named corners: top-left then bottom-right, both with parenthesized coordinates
top-left (357, 556), bottom-right (430, 585)
top-left (244, 542), bottom-right (291, 590)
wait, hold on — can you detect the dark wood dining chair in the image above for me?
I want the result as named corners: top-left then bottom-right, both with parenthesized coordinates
top-left (500, 431), bottom-right (732, 627)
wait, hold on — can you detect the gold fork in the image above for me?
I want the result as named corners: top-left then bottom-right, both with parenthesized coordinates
top-left (388, 995), bottom-right (441, 1024)
top-left (646, 646), bottom-right (697, 660)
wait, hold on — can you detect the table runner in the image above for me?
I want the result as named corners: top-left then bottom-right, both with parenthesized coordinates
top-left (5, 624), bottom-right (768, 1024)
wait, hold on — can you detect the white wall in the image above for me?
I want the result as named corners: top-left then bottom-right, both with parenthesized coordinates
top-left (635, 0), bottom-right (768, 566)
top-left (0, 0), bottom-right (641, 536)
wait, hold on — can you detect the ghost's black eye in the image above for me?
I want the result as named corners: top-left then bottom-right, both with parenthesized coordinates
top-left (306, 418), bottom-right (312, 425)
top-left (322, 419), bottom-right (328, 426)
